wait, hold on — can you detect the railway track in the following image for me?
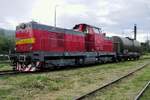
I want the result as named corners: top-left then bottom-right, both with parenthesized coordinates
top-left (0, 60), bottom-right (149, 77)
top-left (135, 81), bottom-right (150, 100)
top-left (75, 62), bottom-right (149, 100)
top-left (0, 70), bottom-right (20, 76)
top-left (0, 58), bottom-right (149, 76)
top-left (0, 60), bottom-right (11, 63)
top-left (0, 70), bottom-right (51, 77)
top-left (0, 70), bottom-right (49, 77)
top-left (0, 68), bottom-right (79, 77)
top-left (0, 70), bottom-right (13, 73)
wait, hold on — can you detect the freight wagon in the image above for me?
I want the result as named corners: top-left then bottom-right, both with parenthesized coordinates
top-left (112, 36), bottom-right (141, 60)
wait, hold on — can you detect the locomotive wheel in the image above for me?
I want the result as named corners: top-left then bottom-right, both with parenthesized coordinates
top-left (111, 57), bottom-right (117, 62)
top-left (116, 57), bottom-right (121, 62)
top-left (124, 57), bottom-right (128, 61)
top-left (136, 56), bottom-right (140, 60)
top-left (75, 58), bottom-right (85, 65)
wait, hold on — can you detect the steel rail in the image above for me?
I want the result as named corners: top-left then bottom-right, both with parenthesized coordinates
top-left (0, 70), bottom-right (13, 73)
top-left (0, 71), bottom-right (47, 76)
top-left (0, 70), bottom-right (50, 77)
top-left (135, 81), bottom-right (150, 100)
top-left (0, 69), bottom-right (75, 77)
top-left (75, 63), bottom-right (149, 100)
top-left (0, 70), bottom-right (21, 76)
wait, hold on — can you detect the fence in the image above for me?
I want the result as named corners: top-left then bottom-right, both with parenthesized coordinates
top-left (0, 54), bottom-right (10, 62)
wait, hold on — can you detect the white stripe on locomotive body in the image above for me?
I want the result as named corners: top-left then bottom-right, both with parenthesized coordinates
top-left (18, 64), bottom-right (21, 71)
top-left (24, 64), bottom-right (32, 72)
top-left (30, 67), bottom-right (36, 72)
top-left (36, 62), bottom-right (40, 67)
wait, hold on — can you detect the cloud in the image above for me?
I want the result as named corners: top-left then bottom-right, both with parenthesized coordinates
top-left (0, 0), bottom-right (36, 29)
top-left (31, 0), bottom-right (120, 27)
top-left (0, 0), bottom-right (150, 42)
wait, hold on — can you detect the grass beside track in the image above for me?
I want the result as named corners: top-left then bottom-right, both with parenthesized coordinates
top-left (0, 62), bottom-right (11, 71)
top-left (140, 85), bottom-right (150, 100)
top-left (86, 64), bottom-right (150, 100)
top-left (0, 59), bottom-right (149, 100)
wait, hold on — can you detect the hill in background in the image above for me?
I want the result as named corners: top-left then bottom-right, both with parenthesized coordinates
top-left (0, 28), bottom-right (15, 37)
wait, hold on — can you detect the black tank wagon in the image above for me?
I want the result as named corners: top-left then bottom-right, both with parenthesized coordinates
top-left (112, 36), bottom-right (141, 60)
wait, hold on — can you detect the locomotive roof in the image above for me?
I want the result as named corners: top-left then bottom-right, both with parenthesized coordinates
top-left (25, 21), bottom-right (85, 35)
top-left (17, 21), bottom-right (102, 35)
top-left (76, 23), bottom-right (101, 30)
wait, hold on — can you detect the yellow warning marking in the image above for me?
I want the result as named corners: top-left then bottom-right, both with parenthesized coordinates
top-left (16, 38), bottom-right (35, 45)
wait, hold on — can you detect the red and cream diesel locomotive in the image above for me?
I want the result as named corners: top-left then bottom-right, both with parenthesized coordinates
top-left (10, 21), bottom-right (141, 72)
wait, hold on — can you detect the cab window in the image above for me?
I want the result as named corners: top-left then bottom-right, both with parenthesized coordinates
top-left (82, 25), bottom-right (88, 34)
top-left (93, 28), bottom-right (100, 34)
top-left (73, 25), bottom-right (80, 31)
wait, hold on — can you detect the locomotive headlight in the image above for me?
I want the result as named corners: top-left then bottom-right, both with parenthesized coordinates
top-left (20, 23), bottom-right (26, 29)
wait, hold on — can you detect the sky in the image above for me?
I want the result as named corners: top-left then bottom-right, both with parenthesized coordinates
top-left (0, 0), bottom-right (150, 42)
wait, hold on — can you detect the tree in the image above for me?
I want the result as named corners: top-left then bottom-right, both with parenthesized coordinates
top-left (0, 30), bottom-right (15, 54)
top-left (141, 40), bottom-right (150, 53)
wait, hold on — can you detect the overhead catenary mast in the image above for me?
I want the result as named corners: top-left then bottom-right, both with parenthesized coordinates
top-left (54, 5), bottom-right (59, 27)
top-left (134, 24), bottom-right (137, 40)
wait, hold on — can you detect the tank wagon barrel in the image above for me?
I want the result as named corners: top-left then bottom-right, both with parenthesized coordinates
top-left (112, 36), bottom-right (141, 60)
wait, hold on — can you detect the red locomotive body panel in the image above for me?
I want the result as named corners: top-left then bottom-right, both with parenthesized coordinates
top-left (16, 22), bottom-right (85, 53)
top-left (16, 22), bottom-right (113, 54)
top-left (76, 24), bottom-right (113, 53)
top-left (103, 39), bottom-right (113, 52)
top-left (32, 29), bottom-right (65, 52)
top-left (64, 33), bottom-right (85, 52)
top-left (86, 33), bottom-right (113, 52)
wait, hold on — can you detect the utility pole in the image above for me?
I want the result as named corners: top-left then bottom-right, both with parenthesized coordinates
top-left (134, 24), bottom-right (137, 40)
top-left (54, 5), bottom-right (59, 27)
top-left (147, 33), bottom-right (149, 52)
top-left (147, 33), bottom-right (149, 42)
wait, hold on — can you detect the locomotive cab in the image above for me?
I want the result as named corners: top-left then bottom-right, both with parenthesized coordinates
top-left (73, 24), bottom-right (113, 52)
top-left (73, 24), bottom-right (89, 34)
top-left (73, 24), bottom-right (102, 34)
